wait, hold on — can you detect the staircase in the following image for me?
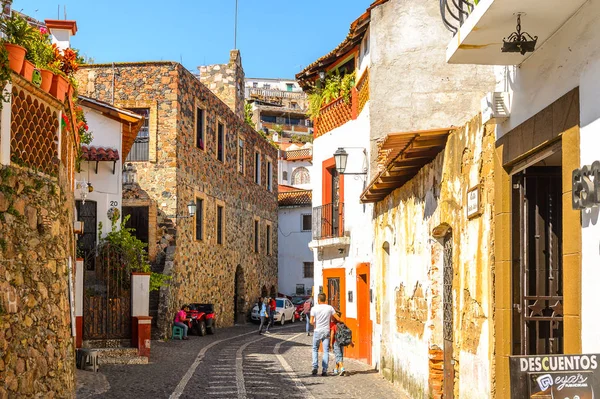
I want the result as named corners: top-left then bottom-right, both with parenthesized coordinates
top-left (82, 340), bottom-right (148, 365)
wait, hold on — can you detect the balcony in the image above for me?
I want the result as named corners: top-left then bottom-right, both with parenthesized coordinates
top-left (441, 0), bottom-right (588, 65)
top-left (313, 69), bottom-right (369, 139)
top-left (261, 121), bottom-right (311, 134)
top-left (281, 148), bottom-right (312, 161)
top-left (246, 87), bottom-right (307, 104)
top-left (309, 203), bottom-right (350, 249)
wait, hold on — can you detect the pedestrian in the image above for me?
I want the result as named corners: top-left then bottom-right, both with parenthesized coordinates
top-left (268, 297), bottom-right (276, 330)
top-left (173, 305), bottom-right (190, 340)
top-left (303, 297), bottom-right (313, 336)
top-left (310, 293), bottom-right (341, 376)
top-left (258, 298), bottom-right (270, 335)
top-left (331, 311), bottom-right (350, 376)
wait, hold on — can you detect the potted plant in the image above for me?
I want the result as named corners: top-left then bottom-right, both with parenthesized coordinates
top-left (25, 26), bottom-right (55, 91)
top-left (0, 13), bottom-right (36, 74)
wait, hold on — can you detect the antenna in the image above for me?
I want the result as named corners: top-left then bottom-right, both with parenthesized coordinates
top-left (234, 0), bottom-right (238, 49)
top-left (57, 5), bottom-right (59, 19)
top-left (63, 5), bottom-right (66, 20)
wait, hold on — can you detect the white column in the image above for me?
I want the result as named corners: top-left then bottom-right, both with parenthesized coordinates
top-left (75, 259), bottom-right (84, 318)
top-left (0, 82), bottom-right (12, 165)
top-left (131, 273), bottom-right (150, 317)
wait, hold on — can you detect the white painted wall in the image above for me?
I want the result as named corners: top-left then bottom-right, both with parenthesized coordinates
top-left (278, 159), bottom-right (312, 189)
top-left (245, 78), bottom-right (302, 92)
top-left (489, 0), bottom-right (600, 353)
top-left (278, 205), bottom-right (314, 296)
top-left (311, 105), bottom-right (374, 322)
top-left (75, 108), bottom-right (123, 236)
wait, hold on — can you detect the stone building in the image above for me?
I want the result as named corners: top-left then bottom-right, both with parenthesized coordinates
top-left (75, 56), bottom-right (278, 336)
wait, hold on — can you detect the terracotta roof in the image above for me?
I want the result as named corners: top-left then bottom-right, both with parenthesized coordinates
top-left (296, 0), bottom-right (389, 89)
top-left (81, 146), bottom-right (120, 162)
top-left (278, 189), bottom-right (312, 206)
top-left (361, 128), bottom-right (454, 203)
top-left (44, 19), bottom-right (78, 35)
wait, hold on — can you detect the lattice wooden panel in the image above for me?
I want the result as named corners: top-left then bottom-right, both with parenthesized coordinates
top-left (10, 87), bottom-right (59, 176)
top-left (357, 69), bottom-right (369, 116)
top-left (314, 97), bottom-right (352, 139)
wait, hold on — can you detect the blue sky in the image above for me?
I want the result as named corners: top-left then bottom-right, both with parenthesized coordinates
top-left (12, 0), bottom-right (370, 79)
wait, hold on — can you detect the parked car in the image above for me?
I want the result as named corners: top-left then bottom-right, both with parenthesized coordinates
top-left (291, 295), bottom-right (311, 321)
top-left (186, 303), bottom-right (217, 336)
top-left (250, 298), bottom-right (296, 325)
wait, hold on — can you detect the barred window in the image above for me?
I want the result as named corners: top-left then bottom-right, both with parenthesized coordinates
top-left (303, 262), bottom-right (314, 278)
top-left (126, 108), bottom-right (150, 162)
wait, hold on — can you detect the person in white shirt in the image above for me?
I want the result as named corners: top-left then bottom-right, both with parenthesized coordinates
top-left (310, 293), bottom-right (341, 376)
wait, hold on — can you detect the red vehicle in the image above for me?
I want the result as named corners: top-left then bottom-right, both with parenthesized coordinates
top-left (186, 303), bottom-right (217, 336)
top-left (291, 296), bottom-right (311, 321)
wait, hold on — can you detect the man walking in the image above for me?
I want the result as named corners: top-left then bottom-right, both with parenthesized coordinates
top-left (310, 293), bottom-right (341, 376)
top-left (303, 297), bottom-right (313, 336)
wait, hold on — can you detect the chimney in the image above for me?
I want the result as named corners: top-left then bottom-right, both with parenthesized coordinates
top-left (44, 19), bottom-right (77, 51)
top-left (198, 49), bottom-right (245, 120)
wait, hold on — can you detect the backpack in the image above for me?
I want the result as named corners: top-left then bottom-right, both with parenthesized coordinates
top-left (335, 322), bottom-right (352, 347)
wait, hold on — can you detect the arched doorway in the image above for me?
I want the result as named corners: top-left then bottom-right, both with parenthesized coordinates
top-left (234, 265), bottom-right (245, 324)
top-left (269, 285), bottom-right (277, 298)
top-left (261, 285), bottom-right (268, 297)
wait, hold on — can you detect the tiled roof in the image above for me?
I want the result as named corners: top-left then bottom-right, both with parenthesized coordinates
top-left (278, 189), bottom-right (312, 207)
top-left (81, 146), bottom-right (120, 162)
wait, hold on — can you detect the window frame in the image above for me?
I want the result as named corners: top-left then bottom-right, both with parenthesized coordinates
top-left (216, 118), bottom-right (226, 163)
top-left (195, 101), bottom-right (207, 151)
top-left (194, 191), bottom-right (207, 242)
top-left (125, 108), bottom-right (150, 162)
top-left (253, 217), bottom-right (260, 253)
top-left (266, 157), bottom-right (273, 192)
top-left (237, 135), bottom-right (245, 175)
top-left (254, 149), bottom-right (261, 185)
top-left (301, 214), bottom-right (312, 232)
top-left (265, 221), bottom-right (272, 256)
top-left (215, 200), bottom-right (225, 245)
top-left (303, 262), bottom-right (314, 279)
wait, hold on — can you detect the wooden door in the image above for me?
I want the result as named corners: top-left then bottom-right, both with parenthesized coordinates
top-left (356, 264), bottom-right (372, 364)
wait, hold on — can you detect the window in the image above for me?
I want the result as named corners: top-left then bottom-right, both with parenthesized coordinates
top-left (217, 121), bottom-right (225, 162)
top-left (266, 160), bottom-right (272, 191)
top-left (282, 171), bottom-right (288, 181)
top-left (238, 138), bottom-right (244, 174)
top-left (266, 223), bottom-right (272, 255)
top-left (303, 262), bottom-right (314, 278)
top-left (291, 167), bottom-right (310, 185)
top-left (252, 82), bottom-right (258, 88)
top-left (216, 205), bottom-right (224, 245)
top-left (126, 108), bottom-right (150, 161)
top-left (263, 83), bottom-right (271, 89)
top-left (290, 102), bottom-right (298, 109)
top-left (301, 214), bottom-right (311, 231)
top-left (286, 83), bottom-right (294, 92)
top-left (195, 198), bottom-right (204, 241)
top-left (254, 151), bottom-right (261, 184)
top-left (196, 107), bottom-right (205, 150)
top-left (254, 219), bottom-right (259, 253)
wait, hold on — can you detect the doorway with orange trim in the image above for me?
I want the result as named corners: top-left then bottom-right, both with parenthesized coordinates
top-left (356, 263), bottom-right (372, 364)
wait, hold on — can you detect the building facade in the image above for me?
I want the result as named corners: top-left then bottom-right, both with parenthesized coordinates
top-left (76, 59), bottom-right (278, 335)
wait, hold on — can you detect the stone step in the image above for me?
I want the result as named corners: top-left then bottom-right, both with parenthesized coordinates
top-left (90, 348), bottom-right (149, 365)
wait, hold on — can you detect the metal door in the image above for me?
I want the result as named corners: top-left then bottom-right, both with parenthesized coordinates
top-left (512, 167), bottom-right (563, 355)
top-left (327, 277), bottom-right (341, 312)
top-left (331, 168), bottom-right (340, 236)
top-left (443, 234), bottom-right (455, 398)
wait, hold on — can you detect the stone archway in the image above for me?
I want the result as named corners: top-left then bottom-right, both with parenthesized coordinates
top-left (234, 265), bottom-right (245, 324)
top-left (261, 285), bottom-right (268, 297)
top-left (269, 285), bottom-right (277, 298)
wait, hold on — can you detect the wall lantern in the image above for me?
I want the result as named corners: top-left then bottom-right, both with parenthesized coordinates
top-left (186, 200), bottom-right (197, 218)
top-left (318, 70), bottom-right (326, 81)
top-left (334, 147), bottom-right (367, 176)
top-left (502, 14), bottom-right (538, 55)
top-left (572, 161), bottom-right (600, 209)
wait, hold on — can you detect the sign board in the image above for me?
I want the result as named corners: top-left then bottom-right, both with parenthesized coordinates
top-left (510, 354), bottom-right (600, 398)
top-left (467, 186), bottom-right (481, 219)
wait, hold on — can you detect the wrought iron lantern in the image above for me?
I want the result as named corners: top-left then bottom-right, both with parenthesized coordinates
top-left (122, 162), bottom-right (137, 185)
top-left (187, 200), bottom-right (197, 218)
top-left (502, 14), bottom-right (537, 55)
top-left (334, 148), bottom-right (348, 174)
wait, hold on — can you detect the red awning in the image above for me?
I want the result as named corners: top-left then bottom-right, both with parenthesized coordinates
top-left (81, 146), bottom-right (120, 162)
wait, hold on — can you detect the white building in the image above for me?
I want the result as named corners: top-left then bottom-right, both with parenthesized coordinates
top-left (74, 96), bottom-right (143, 266)
top-left (276, 141), bottom-right (313, 296)
top-left (245, 77), bottom-right (303, 93)
top-left (442, 0), bottom-right (600, 395)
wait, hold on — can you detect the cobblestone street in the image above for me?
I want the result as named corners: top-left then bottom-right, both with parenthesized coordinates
top-left (76, 324), bottom-right (409, 399)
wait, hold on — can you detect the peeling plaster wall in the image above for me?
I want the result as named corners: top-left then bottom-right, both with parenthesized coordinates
top-left (373, 117), bottom-right (495, 398)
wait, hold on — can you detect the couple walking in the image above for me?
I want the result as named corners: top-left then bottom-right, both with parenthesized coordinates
top-left (310, 292), bottom-right (347, 376)
top-left (258, 296), bottom-right (275, 334)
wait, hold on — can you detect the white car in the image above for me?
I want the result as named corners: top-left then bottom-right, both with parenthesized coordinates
top-left (251, 298), bottom-right (296, 325)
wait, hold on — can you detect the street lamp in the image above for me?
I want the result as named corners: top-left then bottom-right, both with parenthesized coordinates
top-left (333, 147), bottom-right (366, 176)
top-left (186, 200), bottom-right (197, 218)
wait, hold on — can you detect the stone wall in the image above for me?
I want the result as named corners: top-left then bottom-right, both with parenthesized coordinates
top-left (199, 50), bottom-right (245, 120)
top-left (373, 116), bottom-right (495, 398)
top-left (76, 61), bottom-right (278, 337)
top-left (0, 165), bottom-right (76, 398)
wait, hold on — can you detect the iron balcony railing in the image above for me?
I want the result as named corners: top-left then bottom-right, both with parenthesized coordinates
top-left (312, 203), bottom-right (344, 240)
top-left (439, 0), bottom-right (477, 35)
top-left (245, 87), bottom-right (307, 100)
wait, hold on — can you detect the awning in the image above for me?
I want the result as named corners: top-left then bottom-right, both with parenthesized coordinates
top-left (278, 189), bottom-right (312, 207)
top-left (361, 128), bottom-right (453, 203)
top-left (81, 145), bottom-right (120, 174)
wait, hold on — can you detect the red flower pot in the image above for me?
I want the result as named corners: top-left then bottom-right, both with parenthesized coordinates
top-left (20, 59), bottom-right (34, 81)
top-left (4, 43), bottom-right (26, 74)
top-left (40, 68), bottom-right (53, 93)
top-left (50, 74), bottom-right (70, 102)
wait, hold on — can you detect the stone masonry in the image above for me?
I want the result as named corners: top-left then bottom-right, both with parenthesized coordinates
top-left (199, 50), bottom-right (245, 121)
top-left (0, 165), bottom-right (77, 398)
top-left (76, 59), bottom-right (278, 338)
